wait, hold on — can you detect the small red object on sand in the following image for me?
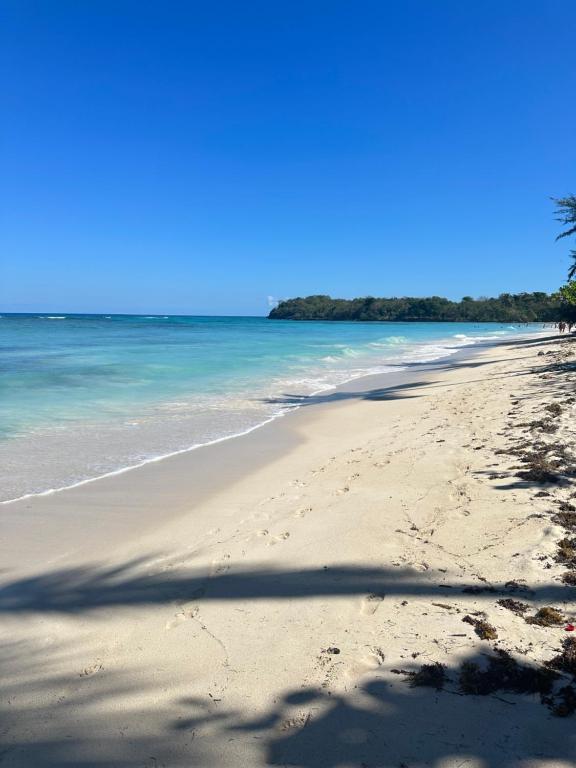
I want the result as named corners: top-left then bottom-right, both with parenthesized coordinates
top-left (565, 624), bottom-right (575, 632)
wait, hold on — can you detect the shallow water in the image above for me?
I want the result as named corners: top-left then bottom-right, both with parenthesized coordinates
top-left (0, 314), bottom-right (544, 502)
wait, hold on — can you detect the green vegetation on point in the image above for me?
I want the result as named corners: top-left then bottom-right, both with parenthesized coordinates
top-left (268, 293), bottom-right (562, 322)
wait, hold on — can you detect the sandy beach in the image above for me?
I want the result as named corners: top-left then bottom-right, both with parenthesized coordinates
top-left (2, 332), bottom-right (576, 767)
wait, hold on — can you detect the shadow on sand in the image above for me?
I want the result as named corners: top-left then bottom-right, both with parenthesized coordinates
top-left (0, 559), bottom-right (573, 614)
top-left (1, 633), bottom-right (575, 767)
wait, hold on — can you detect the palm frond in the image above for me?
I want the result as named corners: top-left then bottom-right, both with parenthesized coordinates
top-left (556, 225), bottom-right (576, 242)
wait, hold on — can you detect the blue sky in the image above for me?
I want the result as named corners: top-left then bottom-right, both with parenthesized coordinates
top-left (1, 1), bottom-right (575, 315)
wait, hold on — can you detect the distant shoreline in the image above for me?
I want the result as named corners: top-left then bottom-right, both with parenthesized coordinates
top-left (269, 292), bottom-right (563, 322)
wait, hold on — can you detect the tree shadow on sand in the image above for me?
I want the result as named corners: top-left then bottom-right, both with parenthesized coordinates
top-left (0, 559), bottom-right (573, 614)
top-left (3, 636), bottom-right (574, 768)
top-left (169, 647), bottom-right (576, 768)
top-left (1, 556), bottom-right (576, 767)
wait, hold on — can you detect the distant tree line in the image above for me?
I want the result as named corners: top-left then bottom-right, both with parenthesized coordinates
top-left (268, 293), bottom-right (563, 322)
top-left (269, 195), bottom-right (576, 324)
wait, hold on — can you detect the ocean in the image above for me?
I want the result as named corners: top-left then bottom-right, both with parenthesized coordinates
top-left (0, 314), bottom-right (544, 503)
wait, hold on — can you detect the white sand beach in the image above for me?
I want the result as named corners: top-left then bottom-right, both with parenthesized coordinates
top-left (1, 333), bottom-right (576, 767)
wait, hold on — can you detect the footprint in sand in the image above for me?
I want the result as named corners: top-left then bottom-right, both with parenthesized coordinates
top-left (267, 531), bottom-right (291, 546)
top-left (210, 553), bottom-right (231, 575)
top-left (80, 659), bottom-right (103, 677)
top-left (346, 647), bottom-right (386, 679)
top-left (335, 486), bottom-right (350, 495)
top-left (360, 592), bottom-right (386, 615)
top-left (293, 506), bottom-right (311, 518)
top-left (166, 605), bottom-right (199, 630)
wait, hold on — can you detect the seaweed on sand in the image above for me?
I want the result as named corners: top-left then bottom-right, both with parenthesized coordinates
top-left (556, 537), bottom-right (576, 568)
top-left (497, 598), bottom-right (529, 616)
top-left (522, 419), bottom-right (558, 434)
top-left (462, 615), bottom-right (498, 640)
top-left (504, 439), bottom-right (575, 484)
top-left (517, 455), bottom-right (561, 483)
top-left (459, 649), bottom-right (557, 696)
top-left (552, 511), bottom-right (576, 533)
top-left (545, 637), bottom-right (576, 677)
top-left (525, 607), bottom-right (565, 627)
top-left (407, 662), bottom-right (447, 690)
top-left (545, 402), bottom-right (563, 417)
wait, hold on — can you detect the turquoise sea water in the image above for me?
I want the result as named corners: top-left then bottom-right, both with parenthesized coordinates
top-left (0, 314), bottom-right (545, 502)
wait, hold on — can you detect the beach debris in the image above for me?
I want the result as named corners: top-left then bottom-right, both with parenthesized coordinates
top-left (562, 572), bottom-right (576, 586)
top-left (525, 607), bottom-right (564, 627)
top-left (497, 598), bottom-right (529, 616)
top-left (462, 615), bottom-right (498, 640)
top-left (432, 602), bottom-right (456, 611)
top-left (565, 624), bottom-right (575, 632)
top-left (407, 662), bottom-right (447, 690)
top-left (552, 510), bottom-right (576, 532)
top-left (322, 647), bottom-right (340, 655)
top-left (521, 418), bottom-right (559, 434)
top-left (459, 649), bottom-right (556, 697)
top-left (517, 456), bottom-right (561, 483)
top-left (545, 637), bottom-right (576, 676)
top-left (504, 580), bottom-right (531, 593)
top-left (556, 537), bottom-right (576, 567)
top-left (545, 402), bottom-right (563, 417)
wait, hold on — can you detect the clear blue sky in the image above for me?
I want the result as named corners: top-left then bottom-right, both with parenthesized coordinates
top-left (2, 1), bottom-right (575, 315)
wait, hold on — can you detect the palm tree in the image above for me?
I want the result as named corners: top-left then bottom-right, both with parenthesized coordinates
top-left (554, 195), bottom-right (576, 279)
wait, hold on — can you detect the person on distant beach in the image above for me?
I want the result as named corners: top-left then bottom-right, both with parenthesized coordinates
top-left (559, 321), bottom-right (566, 333)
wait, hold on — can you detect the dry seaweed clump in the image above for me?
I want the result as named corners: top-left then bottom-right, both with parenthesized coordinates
top-left (497, 598), bottom-right (529, 616)
top-left (546, 637), bottom-right (576, 676)
top-left (552, 511), bottom-right (576, 533)
top-left (459, 650), bottom-right (557, 697)
top-left (525, 419), bottom-right (558, 434)
top-left (517, 454), bottom-right (561, 484)
top-left (545, 402), bottom-right (563, 417)
top-left (561, 572), bottom-right (576, 586)
top-left (509, 440), bottom-right (573, 484)
top-left (525, 607), bottom-right (565, 627)
top-left (556, 537), bottom-right (576, 567)
top-left (462, 615), bottom-right (498, 640)
top-left (408, 662), bottom-right (446, 690)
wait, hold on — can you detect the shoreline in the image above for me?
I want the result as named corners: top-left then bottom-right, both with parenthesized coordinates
top-left (1, 328), bottom-right (547, 507)
top-left (1, 330), bottom-right (575, 767)
top-left (0, 332), bottom-right (546, 573)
